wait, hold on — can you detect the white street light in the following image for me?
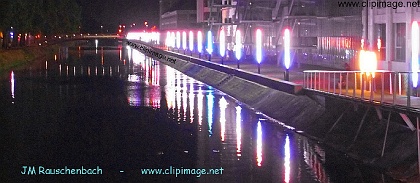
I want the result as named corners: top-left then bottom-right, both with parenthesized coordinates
top-left (256, 29), bottom-right (262, 74)
top-left (284, 28), bottom-right (291, 81)
top-left (235, 30), bottom-right (242, 69)
top-left (412, 21), bottom-right (419, 88)
top-left (220, 29), bottom-right (225, 64)
top-left (197, 31), bottom-right (203, 58)
top-left (189, 31), bottom-right (194, 55)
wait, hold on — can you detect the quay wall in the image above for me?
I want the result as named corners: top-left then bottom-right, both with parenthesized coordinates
top-left (127, 40), bottom-right (419, 181)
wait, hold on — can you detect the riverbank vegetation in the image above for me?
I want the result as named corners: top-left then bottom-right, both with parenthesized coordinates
top-left (0, 0), bottom-right (81, 48)
top-left (0, 46), bottom-right (58, 78)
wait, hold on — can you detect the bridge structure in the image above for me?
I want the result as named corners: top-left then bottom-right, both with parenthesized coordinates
top-left (44, 34), bottom-right (124, 46)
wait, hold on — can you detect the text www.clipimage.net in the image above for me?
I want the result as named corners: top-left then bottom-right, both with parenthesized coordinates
top-left (338, 0), bottom-right (420, 9)
top-left (140, 166), bottom-right (224, 178)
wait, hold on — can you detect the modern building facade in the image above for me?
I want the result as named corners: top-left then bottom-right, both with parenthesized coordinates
top-left (158, 0), bottom-right (363, 69)
top-left (195, 0), bottom-right (362, 69)
top-left (159, 0), bottom-right (197, 31)
top-left (160, 10), bottom-right (197, 31)
top-left (364, 6), bottom-right (420, 72)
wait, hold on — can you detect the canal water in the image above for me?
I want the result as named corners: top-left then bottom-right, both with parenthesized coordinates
top-left (0, 40), bottom-right (400, 182)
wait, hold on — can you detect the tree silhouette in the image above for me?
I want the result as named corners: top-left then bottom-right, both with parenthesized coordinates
top-left (0, 0), bottom-right (81, 48)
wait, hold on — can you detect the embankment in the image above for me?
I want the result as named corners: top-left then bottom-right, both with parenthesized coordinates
top-left (127, 40), bottom-right (419, 182)
top-left (0, 46), bottom-right (55, 78)
top-left (0, 41), bottom-right (85, 79)
top-left (126, 40), bottom-right (325, 128)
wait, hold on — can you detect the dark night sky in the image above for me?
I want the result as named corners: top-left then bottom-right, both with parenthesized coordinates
top-left (77, 0), bottom-right (160, 32)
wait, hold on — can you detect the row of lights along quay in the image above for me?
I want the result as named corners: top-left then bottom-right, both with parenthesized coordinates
top-left (130, 28), bottom-right (292, 81)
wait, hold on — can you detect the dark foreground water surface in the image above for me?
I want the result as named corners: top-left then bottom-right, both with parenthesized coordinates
top-left (0, 41), bottom-right (400, 182)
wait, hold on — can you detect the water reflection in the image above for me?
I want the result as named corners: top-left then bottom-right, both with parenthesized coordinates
top-left (284, 135), bottom-right (291, 183)
top-left (166, 67), bottom-right (176, 110)
top-left (26, 44), bottom-right (127, 80)
top-left (257, 121), bottom-right (263, 167)
top-left (1, 42), bottom-right (397, 182)
top-left (303, 138), bottom-right (331, 183)
top-left (152, 62), bottom-right (159, 86)
top-left (10, 71), bottom-right (15, 101)
top-left (127, 46), bottom-right (132, 61)
top-left (189, 83), bottom-right (194, 123)
top-left (182, 76), bottom-right (188, 121)
top-left (197, 87), bottom-right (204, 126)
top-left (45, 61), bottom-right (48, 78)
top-left (206, 92), bottom-right (214, 135)
top-left (219, 97), bottom-right (228, 142)
top-left (119, 46), bottom-right (122, 61)
top-left (131, 47), bottom-right (144, 65)
top-left (95, 40), bottom-right (98, 54)
top-left (176, 73), bottom-right (182, 120)
top-left (101, 47), bottom-right (104, 65)
top-left (236, 106), bottom-right (242, 157)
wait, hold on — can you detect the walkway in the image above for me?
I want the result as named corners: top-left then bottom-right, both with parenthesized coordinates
top-left (165, 48), bottom-right (420, 113)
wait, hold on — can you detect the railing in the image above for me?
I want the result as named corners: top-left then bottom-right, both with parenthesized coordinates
top-left (303, 70), bottom-right (420, 110)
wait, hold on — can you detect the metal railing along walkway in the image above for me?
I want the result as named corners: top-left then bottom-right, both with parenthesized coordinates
top-left (303, 70), bottom-right (420, 111)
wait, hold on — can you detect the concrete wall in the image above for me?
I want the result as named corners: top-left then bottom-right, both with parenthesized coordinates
top-left (127, 40), bottom-right (324, 129)
top-left (127, 40), bottom-right (419, 181)
top-left (304, 94), bottom-right (418, 179)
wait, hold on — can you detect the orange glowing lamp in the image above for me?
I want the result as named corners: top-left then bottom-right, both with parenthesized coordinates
top-left (359, 50), bottom-right (377, 77)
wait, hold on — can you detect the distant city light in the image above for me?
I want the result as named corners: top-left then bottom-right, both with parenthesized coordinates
top-left (256, 29), bottom-right (262, 64)
top-left (412, 21), bottom-right (419, 88)
top-left (126, 32), bottom-right (159, 43)
top-left (235, 30), bottom-right (242, 60)
top-left (126, 32), bottom-right (140, 40)
top-left (284, 29), bottom-right (291, 69)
